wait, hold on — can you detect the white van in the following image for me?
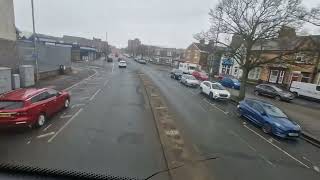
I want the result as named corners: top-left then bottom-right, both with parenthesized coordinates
top-left (290, 81), bottom-right (320, 100)
top-left (178, 63), bottom-right (201, 74)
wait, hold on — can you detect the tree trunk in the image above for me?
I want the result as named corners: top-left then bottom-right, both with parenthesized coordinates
top-left (311, 51), bottom-right (320, 83)
top-left (239, 67), bottom-right (250, 101)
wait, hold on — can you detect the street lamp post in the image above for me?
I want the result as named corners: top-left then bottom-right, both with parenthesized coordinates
top-left (31, 0), bottom-right (39, 81)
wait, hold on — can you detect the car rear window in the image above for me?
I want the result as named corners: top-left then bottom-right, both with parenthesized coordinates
top-left (0, 101), bottom-right (24, 110)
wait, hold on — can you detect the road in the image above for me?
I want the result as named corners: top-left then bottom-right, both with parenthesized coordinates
top-left (0, 58), bottom-right (319, 180)
top-left (0, 60), bottom-right (169, 180)
top-left (136, 62), bottom-right (320, 180)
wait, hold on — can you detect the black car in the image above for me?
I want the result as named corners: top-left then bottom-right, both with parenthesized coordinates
top-left (254, 84), bottom-right (295, 101)
top-left (107, 57), bottom-right (113, 62)
top-left (170, 69), bottom-right (183, 80)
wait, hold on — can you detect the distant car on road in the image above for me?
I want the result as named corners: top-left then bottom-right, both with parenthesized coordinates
top-left (200, 81), bottom-right (230, 100)
top-left (254, 84), bottom-right (294, 101)
top-left (138, 59), bottom-right (146, 64)
top-left (170, 69), bottom-right (183, 80)
top-left (0, 88), bottom-right (70, 128)
top-left (220, 77), bottom-right (241, 90)
top-left (180, 74), bottom-right (200, 87)
top-left (237, 99), bottom-right (301, 138)
top-left (192, 71), bottom-right (209, 81)
top-left (107, 57), bottom-right (113, 62)
top-left (118, 60), bottom-right (127, 68)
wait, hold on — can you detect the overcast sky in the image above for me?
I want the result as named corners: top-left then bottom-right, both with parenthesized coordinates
top-left (13, 0), bottom-right (320, 48)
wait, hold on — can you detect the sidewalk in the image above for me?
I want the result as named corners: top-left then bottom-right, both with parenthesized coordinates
top-left (229, 86), bottom-right (320, 146)
top-left (35, 64), bottom-right (95, 91)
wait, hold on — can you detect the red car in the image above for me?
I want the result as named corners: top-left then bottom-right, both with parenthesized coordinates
top-left (0, 88), bottom-right (70, 128)
top-left (192, 71), bottom-right (209, 81)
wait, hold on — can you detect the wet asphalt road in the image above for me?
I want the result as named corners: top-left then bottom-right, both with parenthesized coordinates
top-left (136, 61), bottom-right (320, 180)
top-left (1, 59), bottom-right (320, 180)
top-left (0, 61), bottom-right (169, 180)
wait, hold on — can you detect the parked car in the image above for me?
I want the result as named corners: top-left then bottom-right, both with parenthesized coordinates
top-left (170, 69), bottom-right (183, 80)
top-left (139, 59), bottom-right (146, 64)
top-left (118, 60), bottom-right (127, 68)
top-left (290, 81), bottom-right (320, 100)
top-left (0, 88), bottom-right (70, 128)
top-left (180, 74), bottom-right (200, 87)
top-left (254, 84), bottom-right (294, 101)
top-left (237, 99), bottom-right (301, 138)
top-left (200, 81), bottom-right (230, 100)
top-left (220, 77), bottom-right (241, 90)
top-left (192, 71), bottom-right (209, 81)
top-left (107, 57), bottom-right (113, 62)
top-left (178, 63), bottom-right (201, 74)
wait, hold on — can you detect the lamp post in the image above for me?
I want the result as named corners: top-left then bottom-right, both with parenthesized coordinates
top-left (31, 0), bottom-right (39, 81)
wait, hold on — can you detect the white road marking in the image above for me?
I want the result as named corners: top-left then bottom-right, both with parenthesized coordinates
top-left (244, 125), bottom-right (310, 168)
top-left (314, 166), bottom-right (320, 173)
top-left (42, 124), bottom-right (52, 131)
top-left (203, 98), bottom-right (215, 105)
top-left (198, 104), bottom-right (207, 112)
top-left (26, 140), bottom-right (31, 144)
top-left (48, 108), bottom-right (83, 143)
top-left (213, 105), bottom-right (229, 114)
top-left (259, 154), bottom-right (275, 167)
top-left (63, 68), bottom-right (98, 91)
top-left (104, 80), bottom-right (109, 87)
top-left (155, 106), bottom-right (168, 110)
top-left (60, 114), bottom-right (73, 118)
top-left (229, 130), bottom-right (257, 152)
top-left (89, 89), bottom-right (101, 101)
top-left (71, 104), bottom-right (85, 109)
top-left (78, 97), bottom-right (90, 100)
top-left (302, 156), bottom-right (312, 163)
top-left (37, 132), bottom-right (55, 139)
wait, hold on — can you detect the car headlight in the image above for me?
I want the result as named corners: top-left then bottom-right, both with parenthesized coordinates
top-left (213, 91), bottom-right (219, 95)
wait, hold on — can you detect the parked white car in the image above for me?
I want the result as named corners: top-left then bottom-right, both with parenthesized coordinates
top-left (180, 74), bottom-right (200, 87)
top-left (178, 63), bottom-right (201, 74)
top-left (118, 60), bottom-right (127, 68)
top-left (200, 81), bottom-right (231, 100)
top-left (290, 81), bottom-right (320, 100)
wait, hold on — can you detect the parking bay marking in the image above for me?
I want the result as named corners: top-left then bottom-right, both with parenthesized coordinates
top-left (202, 98), bottom-right (229, 114)
top-left (42, 124), bottom-right (52, 131)
top-left (48, 108), bottom-right (83, 143)
top-left (89, 89), bottom-right (102, 101)
top-left (37, 132), bottom-right (55, 139)
top-left (243, 124), bottom-right (310, 168)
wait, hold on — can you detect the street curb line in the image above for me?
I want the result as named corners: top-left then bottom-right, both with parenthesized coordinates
top-left (230, 96), bottom-right (320, 148)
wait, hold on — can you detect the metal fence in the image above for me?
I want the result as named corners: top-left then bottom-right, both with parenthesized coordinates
top-left (16, 40), bottom-right (71, 73)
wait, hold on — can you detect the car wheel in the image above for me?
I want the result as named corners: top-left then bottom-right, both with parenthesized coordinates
top-left (262, 123), bottom-right (272, 134)
top-left (254, 90), bottom-right (260, 96)
top-left (275, 95), bottom-right (281, 101)
top-left (35, 114), bottom-right (46, 128)
top-left (64, 99), bottom-right (70, 109)
top-left (209, 92), bottom-right (213, 99)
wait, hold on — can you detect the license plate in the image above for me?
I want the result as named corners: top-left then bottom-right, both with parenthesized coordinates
top-left (0, 113), bottom-right (11, 118)
top-left (288, 133), bottom-right (299, 137)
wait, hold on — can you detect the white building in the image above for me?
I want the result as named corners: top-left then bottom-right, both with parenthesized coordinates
top-left (0, 0), bottom-right (16, 41)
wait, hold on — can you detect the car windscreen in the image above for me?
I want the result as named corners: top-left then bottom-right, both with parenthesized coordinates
top-left (212, 84), bottom-right (226, 90)
top-left (261, 104), bottom-right (287, 118)
top-left (188, 66), bottom-right (196, 70)
top-left (0, 100), bottom-right (24, 110)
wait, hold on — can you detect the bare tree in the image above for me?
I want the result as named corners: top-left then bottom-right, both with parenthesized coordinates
top-left (195, 0), bottom-right (318, 100)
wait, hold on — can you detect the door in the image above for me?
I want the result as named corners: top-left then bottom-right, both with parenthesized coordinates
top-left (264, 85), bottom-right (276, 97)
top-left (203, 82), bottom-right (211, 94)
top-left (278, 71), bottom-right (285, 84)
top-left (47, 89), bottom-right (62, 112)
top-left (269, 70), bottom-right (279, 83)
top-left (251, 102), bottom-right (265, 126)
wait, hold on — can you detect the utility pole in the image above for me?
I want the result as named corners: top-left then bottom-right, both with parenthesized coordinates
top-left (31, 0), bottom-right (39, 81)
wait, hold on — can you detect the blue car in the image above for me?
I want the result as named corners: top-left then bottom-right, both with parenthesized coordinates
top-left (237, 99), bottom-right (301, 138)
top-left (220, 77), bottom-right (241, 90)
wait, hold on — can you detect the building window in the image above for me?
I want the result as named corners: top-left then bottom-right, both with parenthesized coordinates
top-left (248, 67), bottom-right (261, 80)
top-left (295, 52), bottom-right (305, 63)
top-left (222, 65), bottom-right (231, 75)
top-left (234, 67), bottom-right (238, 76)
top-left (167, 51), bottom-right (172, 56)
top-left (301, 72), bottom-right (311, 82)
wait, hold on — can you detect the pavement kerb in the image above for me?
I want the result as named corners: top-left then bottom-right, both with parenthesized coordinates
top-left (230, 96), bottom-right (320, 148)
